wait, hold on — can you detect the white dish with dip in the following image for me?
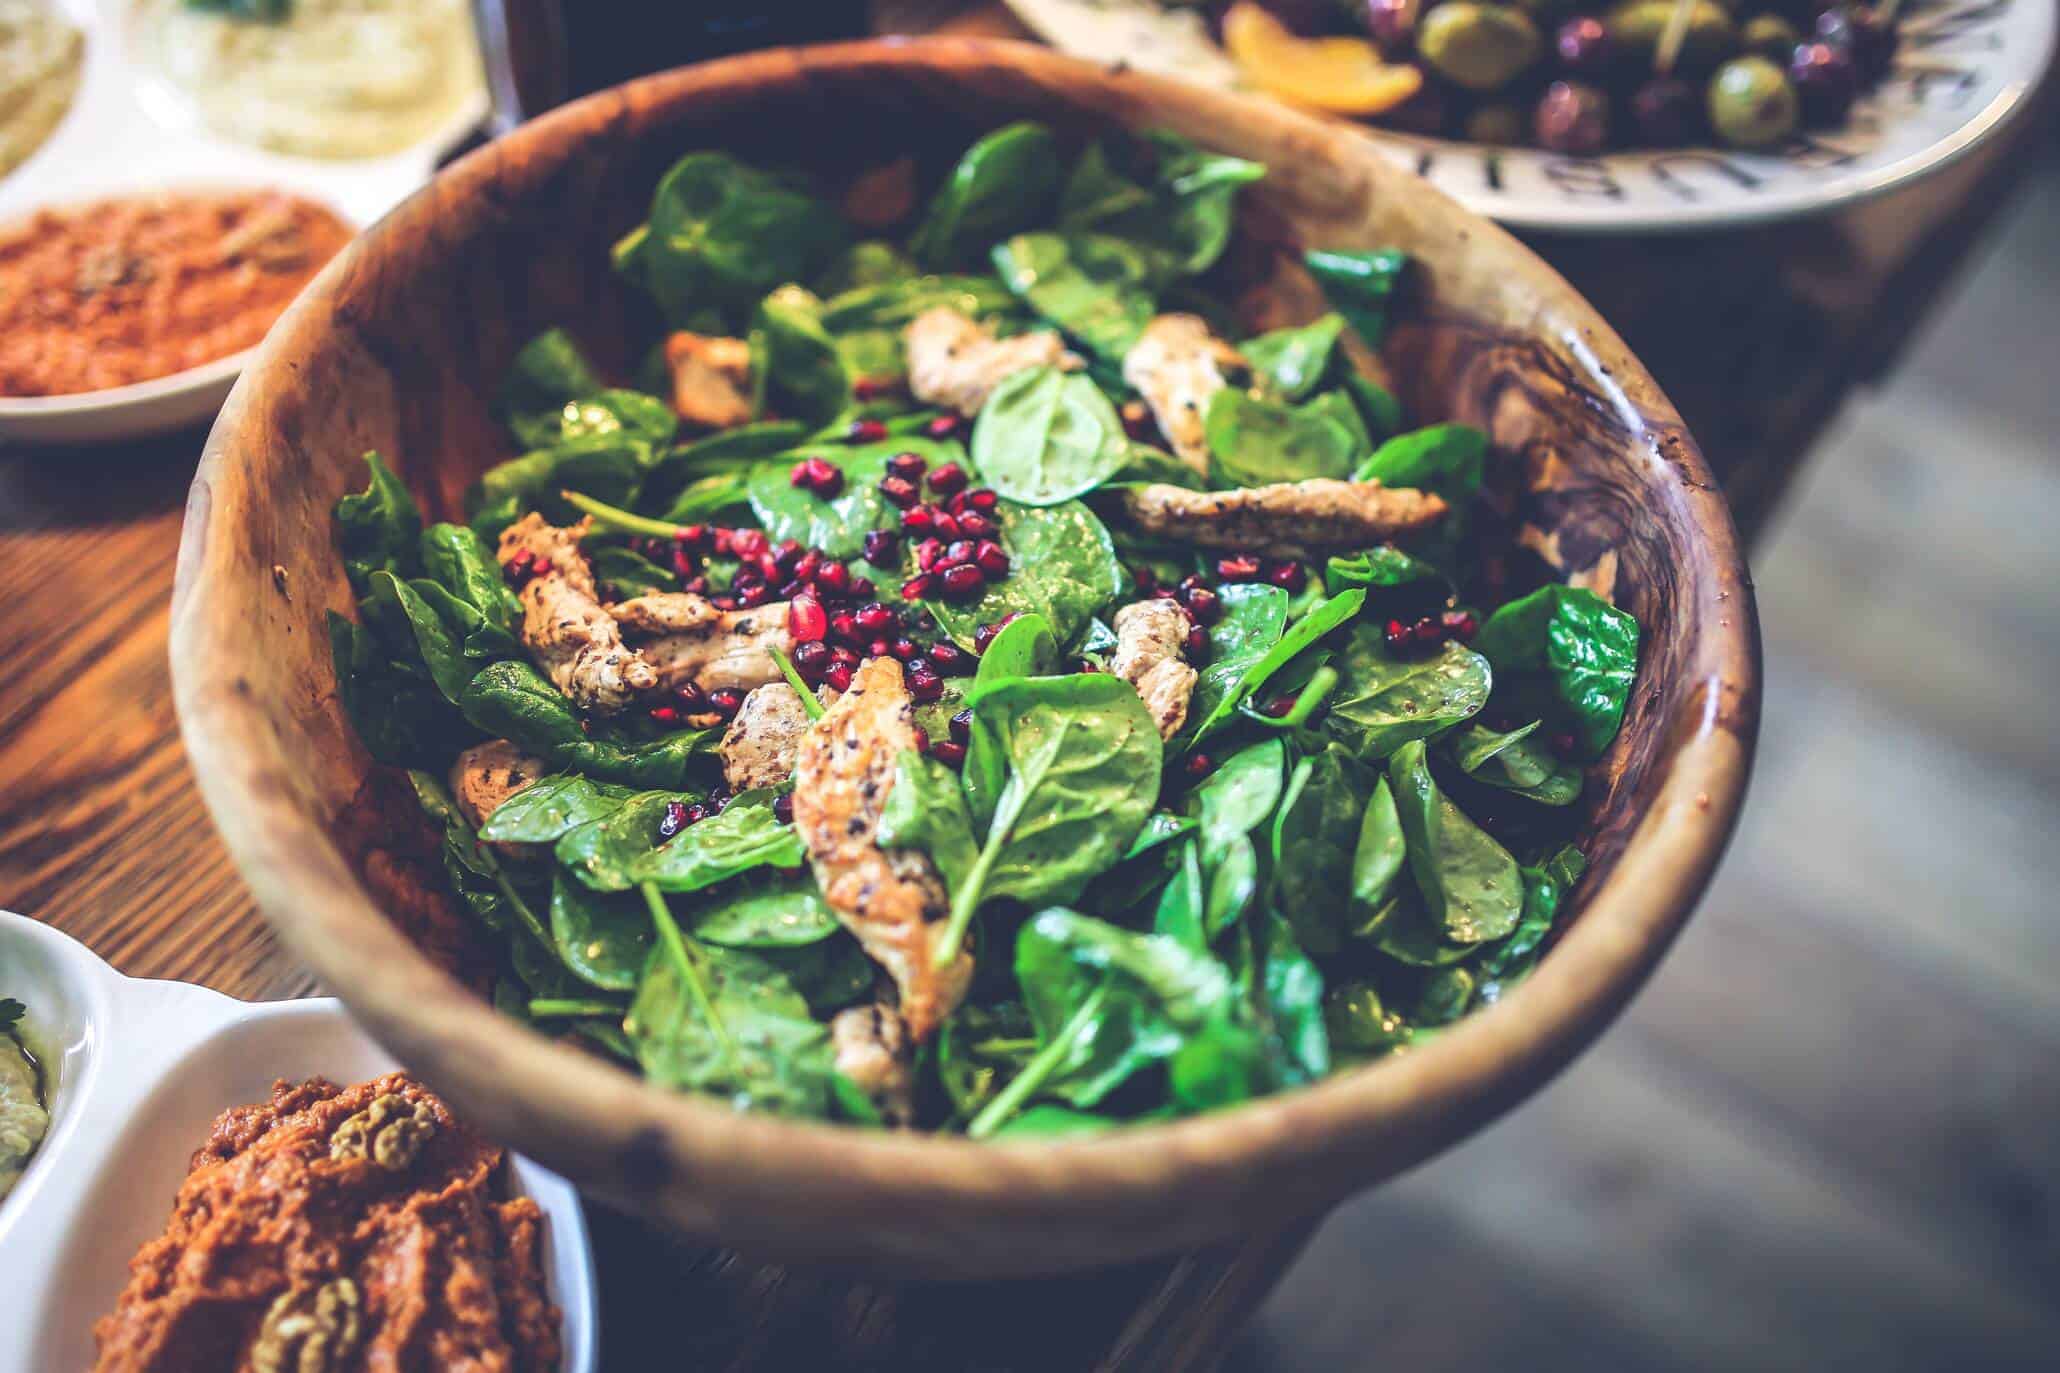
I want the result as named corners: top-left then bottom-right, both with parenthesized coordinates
top-left (0, 0), bottom-right (489, 444)
top-left (0, 909), bottom-right (599, 1373)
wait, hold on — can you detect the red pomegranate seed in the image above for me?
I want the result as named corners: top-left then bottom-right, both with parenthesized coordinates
top-left (682, 803), bottom-right (708, 825)
top-left (671, 545), bottom-right (698, 578)
top-left (847, 419), bottom-right (888, 443)
top-left (790, 457), bottom-right (842, 496)
top-left (972, 612), bottom-right (1019, 654)
top-left (852, 377), bottom-right (896, 402)
top-left (829, 611), bottom-right (861, 646)
top-left (916, 538), bottom-right (945, 572)
top-left (940, 564), bottom-right (985, 600)
top-left (864, 637), bottom-right (890, 659)
top-left (676, 683), bottom-right (709, 712)
top-left (824, 662), bottom-right (854, 692)
top-left (710, 528), bottom-right (735, 555)
top-left (927, 462), bottom-right (969, 496)
top-left (649, 705), bottom-right (681, 725)
top-left (901, 573), bottom-right (937, 600)
top-left (1267, 560), bottom-right (1308, 592)
top-left (772, 793), bottom-right (795, 823)
top-left (927, 511), bottom-right (959, 541)
top-left (756, 553), bottom-right (783, 583)
top-left (973, 541), bottom-right (1009, 579)
top-left (1216, 554), bottom-right (1262, 582)
top-left (878, 475), bottom-right (920, 508)
top-left (774, 539), bottom-right (803, 571)
top-left (929, 739), bottom-right (967, 767)
top-left (659, 800), bottom-right (689, 838)
top-left (908, 666), bottom-right (945, 702)
top-left (941, 539), bottom-right (976, 568)
top-left (707, 688), bottom-right (744, 718)
top-left (964, 488), bottom-right (999, 512)
top-left (854, 602), bottom-right (896, 635)
top-left (861, 530), bottom-right (899, 566)
top-left (1077, 659), bottom-right (1100, 674)
top-left (681, 575), bottom-right (710, 596)
top-left (849, 576), bottom-right (876, 599)
top-left (729, 529), bottom-right (768, 560)
top-left (1183, 752), bottom-right (1214, 779)
top-left (1412, 615), bottom-right (1443, 644)
top-left (711, 595), bottom-right (739, 611)
top-left (949, 708), bottom-right (973, 743)
top-left (792, 640), bottom-right (830, 674)
top-left (889, 637), bottom-right (918, 661)
top-left (886, 451), bottom-right (928, 482)
top-left (788, 595), bottom-right (828, 643)
top-left (929, 641), bottom-right (970, 675)
top-left (792, 549), bottom-right (822, 582)
top-left (829, 645), bottom-right (862, 670)
top-left (775, 579), bottom-right (804, 600)
top-left (736, 584), bottom-right (773, 609)
top-left (814, 560), bottom-right (851, 596)
top-left (1131, 564), bottom-right (1159, 592)
top-left (1184, 625), bottom-right (1208, 658)
top-left (1383, 619), bottom-right (1412, 652)
top-left (924, 413), bottom-right (965, 439)
top-left (911, 726), bottom-right (930, 754)
top-left (676, 524), bottom-right (709, 550)
top-left (1182, 585), bottom-right (1222, 625)
top-left (901, 506), bottom-right (936, 535)
top-left (1261, 695), bottom-right (1296, 718)
top-left (1443, 610), bottom-right (1478, 640)
top-left (955, 510), bottom-right (998, 540)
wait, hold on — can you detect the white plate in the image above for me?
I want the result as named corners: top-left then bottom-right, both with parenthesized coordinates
top-left (1005, 0), bottom-right (2056, 233)
top-left (0, 0), bottom-right (489, 444)
top-left (0, 910), bottom-right (598, 1373)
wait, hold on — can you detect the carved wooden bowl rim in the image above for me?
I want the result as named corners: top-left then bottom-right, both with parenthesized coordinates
top-left (170, 38), bottom-right (1760, 1278)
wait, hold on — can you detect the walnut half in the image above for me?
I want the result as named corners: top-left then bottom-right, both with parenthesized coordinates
top-left (329, 1093), bottom-right (436, 1171)
top-left (251, 1277), bottom-right (363, 1373)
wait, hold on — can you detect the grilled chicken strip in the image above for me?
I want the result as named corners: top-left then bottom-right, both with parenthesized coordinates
top-left (663, 331), bottom-right (753, 430)
top-left (498, 514), bottom-right (659, 715)
top-left (719, 681), bottom-right (827, 792)
top-left (904, 306), bottom-right (1080, 416)
top-left (1122, 314), bottom-right (1249, 476)
top-left (830, 1002), bottom-right (916, 1127)
top-left (612, 594), bottom-right (793, 694)
top-left (449, 739), bottom-right (550, 862)
top-left (1110, 600), bottom-right (1199, 740)
top-left (1120, 478), bottom-right (1447, 560)
top-left (791, 657), bottom-right (973, 1041)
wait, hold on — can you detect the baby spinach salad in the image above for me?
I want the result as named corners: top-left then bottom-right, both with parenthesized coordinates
top-left (328, 123), bottom-right (1642, 1136)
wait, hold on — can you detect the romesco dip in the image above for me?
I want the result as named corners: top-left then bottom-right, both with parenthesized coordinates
top-left (90, 1073), bottom-right (560, 1373)
top-left (0, 189), bottom-right (351, 397)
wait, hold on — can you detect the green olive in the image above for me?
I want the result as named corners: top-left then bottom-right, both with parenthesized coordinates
top-left (1708, 55), bottom-right (1800, 147)
top-left (1417, 4), bottom-right (1545, 92)
top-left (1464, 104), bottom-right (1528, 145)
top-left (1740, 12), bottom-right (1802, 59)
top-left (1607, 0), bottom-right (1741, 71)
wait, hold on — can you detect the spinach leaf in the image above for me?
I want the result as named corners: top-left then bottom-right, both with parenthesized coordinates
top-left (937, 1001), bottom-right (1035, 1121)
top-left (420, 523), bottom-right (520, 639)
top-left (1057, 131), bottom-right (1263, 277)
top-left (1191, 737), bottom-right (1286, 867)
top-left (1357, 882), bottom-right (1476, 967)
top-left (461, 660), bottom-right (584, 752)
top-left (634, 790), bottom-right (804, 893)
top-left (971, 365), bottom-right (1129, 506)
top-left (555, 791), bottom-right (674, 891)
top-left (765, 935), bottom-right (877, 1017)
top-left (465, 435), bottom-right (647, 539)
top-left (409, 771), bottom-right (554, 962)
top-left (1300, 388), bottom-right (1371, 455)
top-left (1324, 980), bottom-right (1410, 1058)
top-left (1186, 589), bottom-right (1364, 742)
top-left (367, 572), bottom-right (476, 705)
top-left (1474, 864), bottom-right (1566, 1003)
top-left (1304, 248), bottom-right (1409, 347)
top-left (1269, 747), bottom-right (1371, 956)
top-left (1324, 630), bottom-right (1491, 761)
top-left (971, 611), bottom-right (1060, 688)
top-left (645, 419), bottom-right (809, 509)
top-left (560, 729), bottom-right (715, 792)
top-left (1153, 840), bottom-right (1208, 952)
top-left (1204, 832), bottom-right (1260, 938)
top-left (407, 577), bottom-right (518, 664)
top-left (922, 499), bottom-right (1124, 651)
top-left (1414, 966), bottom-right (1478, 1026)
top-left (992, 232), bottom-right (1161, 362)
top-left (1257, 906), bottom-right (1329, 1082)
top-left (1324, 545), bottom-right (1450, 598)
top-left (336, 452), bottom-right (421, 594)
top-left (550, 871), bottom-right (651, 993)
top-left (627, 152), bottom-right (848, 323)
top-left (750, 285), bottom-right (849, 428)
top-left (1108, 441), bottom-right (1207, 490)
top-left (992, 1105), bottom-right (1120, 1138)
top-left (911, 121), bottom-right (1063, 270)
top-left (589, 544), bottom-right (677, 598)
top-left (747, 436), bottom-right (964, 561)
top-left (687, 869), bottom-right (840, 948)
top-left (1242, 313), bottom-right (1345, 401)
top-left (815, 240), bottom-right (919, 295)
top-left (1350, 774), bottom-right (1407, 915)
top-left (1471, 585), bottom-right (1640, 759)
top-left (1352, 423), bottom-right (1487, 507)
top-left (1343, 371), bottom-right (1404, 441)
top-left (820, 272), bottom-right (1018, 332)
top-left (1183, 584), bottom-right (1288, 739)
top-left (478, 774), bottom-right (630, 844)
top-left (1448, 721), bottom-right (1583, 806)
top-left (329, 612), bottom-right (467, 767)
top-left (496, 328), bottom-right (604, 427)
top-left (511, 388), bottom-right (677, 452)
top-left (1387, 740), bottom-right (1523, 944)
top-left (877, 749), bottom-right (980, 893)
top-left (941, 675), bottom-right (1163, 961)
top-left (1204, 388), bottom-right (1359, 487)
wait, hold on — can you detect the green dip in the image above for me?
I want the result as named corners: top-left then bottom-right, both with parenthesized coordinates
top-left (0, 998), bottom-right (48, 1202)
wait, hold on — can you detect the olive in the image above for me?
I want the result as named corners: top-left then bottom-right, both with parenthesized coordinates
top-left (1606, 0), bottom-right (1740, 72)
top-left (1534, 79), bottom-right (1610, 154)
top-left (1708, 55), bottom-right (1801, 147)
top-left (1741, 13), bottom-right (1803, 59)
top-left (1361, 0), bottom-right (1422, 55)
top-left (1417, 3), bottom-right (1545, 92)
top-left (1815, 3), bottom-right (1897, 83)
top-left (1788, 39), bottom-right (1858, 124)
top-left (1631, 74), bottom-right (1701, 145)
top-left (1554, 16), bottom-right (1614, 76)
top-left (1464, 103), bottom-right (1528, 143)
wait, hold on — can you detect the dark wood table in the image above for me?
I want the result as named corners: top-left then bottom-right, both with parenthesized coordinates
top-left (1, 9), bottom-right (2049, 1368)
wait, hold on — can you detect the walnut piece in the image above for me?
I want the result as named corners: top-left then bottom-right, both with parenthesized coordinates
top-left (250, 1277), bottom-right (362, 1373)
top-left (329, 1093), bottom-right (436, 1170)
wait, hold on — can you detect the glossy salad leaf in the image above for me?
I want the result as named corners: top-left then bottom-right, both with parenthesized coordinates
top-left (992, 232), bottom-right (1161, 362)
top-left (1474, 864), bottom-right (1568, 1004)
top-left (1304, 247), bottom-right (1409, 347)
top-left (367, 573), bottom-right (475, 705)
top-left (1191, 737), bottom-right (1286, 867)
top-left (1471, 585), bottom-right (1641, 759)
top-left (748, 436), bottom-right (965, 561)
top-left (1414, 966), bottom-right (1478, 1027)
top-left (972, 365), bottom-right (1129, 506)
top-left (1187, 589), bottom-right (1365, 742)
top-left (1203, 389), bottom-right (1359, 487)
top-left (588, 544), bottom-right (676, 598)
top-left (1256, 906), bottom-right (1329, 1082)
top-left (1350, 774), bottom-right (1407, 915)
top-left (912, 121), bottom-right (1064, 270)
top-left (1358, 882), bottom-right (1476, 967)
top-left (1324, 980), bottom-right (1410, 1058)
top-left (1324, 545), bottom-right (1451, 598)
top-left (687, 869), bottom-right (841, 948)
top-left (1203, 832), bottom-right (1260, 939)
top-left (1324, 630), bottom-right (1492, 761)
top-left (876, 749), bottom-right (980, 893)
top-left (419, 523), bottom-right (520, 640)
top-left (336, 452), bottom-right (421, 594)
top-left (1269, 748), bottom-right (1372, 956)
top-left (750, 285), bottom-right (848, 428)
top-left (511, 388), bottom-right (677, 453)
top-left (549, 871), bottom-right (650, 993)
top-left (1448, 721), bottom-right (1583, 806)
top-left (1343, 371), bottom-right (1404, 442)
top-left (1056, 130), bottom-right (1264, 276)
top-left (1241, 313), bottom-right (1346, 401)
top-left (406, 577), bottom-right (518, 664)
top-left (1153, 840), bottom-right (1208, 952)
top-left (1387, 741), bottom-right (1524, 944)
top-left (971, 611), bottom-right (1059, 688)
top-left (634, 790), bottom-right (805, 893)
top-left (329, 612), bottom-right (467, 768)
top-left (992, 1105), bottom-right (1120, 1138)
top-left (625, 151), bottom-right (848, 323)
top-left (460, 662), bottom-right (713, 790)
top-left (1183, 584), bottom-right (1288, 740)
top-left (1353, 422), bottom-right (1488, 507)
top-left (496, 328), bottom-right (604, 426)
top-left (465, 435), bottom-right (647, 539)
top-left (645, 419), bottom-right (809, 511)
top-left (479, 774), bottom-right (632, 845)
top-left (555, 791), bottom-right (674, 891)
top-left (815, 240), bottom-right (919, 295)
top-left (922, 499), bottom-right (1124, 651)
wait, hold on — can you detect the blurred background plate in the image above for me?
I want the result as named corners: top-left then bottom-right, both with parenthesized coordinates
top-left (1006, 0), bottom-right (2055, 232)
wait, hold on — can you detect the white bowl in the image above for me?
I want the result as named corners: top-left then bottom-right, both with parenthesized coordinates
top-left (0, 911), bottom-right (597, 1373)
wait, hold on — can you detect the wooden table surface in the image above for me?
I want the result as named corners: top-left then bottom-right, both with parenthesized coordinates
top-left (1, 7), bottom-right (2050, 1369)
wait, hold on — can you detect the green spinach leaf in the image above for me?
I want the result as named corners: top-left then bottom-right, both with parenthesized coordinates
top-left (1187, 589), bottom-right (1364, 742)
top-left (336, 452), bottom-right (421, 593)
top-left (688, 869), bottom-right (840, 948)
top-left (550, 872), bottom-right (650, 992)
top-left (1448, 721), bottom-right (1583, 805)
top-left (922, 499), bottom-right (1124, 651)
top-left (1269, 747), bottom-right (1372, 956)
top-left (971, 365), bottom-right (1129, 506)
top-left (1304, 248), bottom-right (1409, 346)
top-left (627, 152), bottom-right (848, 323)
top-left (478, 774), bottom-right (631, 844)
top-left (912, 122), bottom-right (1064, 270)
top-left (420, 522), bottom-right (520, 639)
top-left (496, 328), bottom-right (604, 427)
top-left (748, 436), bottom-right (965, 561)
top-left (634, 790), bottom-right (804, 893)
top-left (877, 749), bottom-right (981, 893)
top-left (1204, 388), bottom-right (1359, 487)
top-left (1352, 422), bottom-right (1487, 506)
top-left (1241, 313), bottom-right (1345, 401)
top-left (750, 285), bottom-right (849, 428)
top-left (1350, 774), bottom-right (1407, 915)
top-left (992, 232), bottom-right (1161, 362)
top-left (1471, 585), bottom-right (1640, 759)
top-left (1387, 740), bottom-right (1523, 944)
top-left (1057, 131), bottom-right (1263, 277)
top-left (1324, 630), bottom-right (1491, 761)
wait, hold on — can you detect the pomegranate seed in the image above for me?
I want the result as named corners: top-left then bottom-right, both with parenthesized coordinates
top-left (794, 550), bottom-right (823, 582)
top-left (973, 613), bottom-right (1020, 653)
top-left (1182, 585), bottom-right (1222, 625)
top-left (829, 611), bottom-right (861, 646)
top-left (1383, 619), bottom-right (1413, 652)
top-left (1412, 615), bottom-right (1443, 644)
top-left (924, 413), bottom-right (965, 439)
top-left (676, 683), bottom-right (709, 712)
top-left (867, 637), bottom-right (893, 659)
top-left (1150, 585), bottom-right (1178, 601)
top-left (681, 575), bottom-right (710, 596)
top-left (1184, 625), bottom-right (1207, 658)
top-left (973, 541), bottom-right (1009, 579)
top-left (930, 511), bottom-right (962, 541)
top-left (911, 726), bottom-right (931, 754)
top-left (756, 553), bottom-right (783, 582)
top-left (710, 528), bottom-right (735, 555)
top-left (949, 708), bottom-right (973, 743)
top-left (707, 688), bottom-right (744, 718)
top-left (847, 419), bottom-right (888, 443)
top-left (946, 490), bottom-right (971, 516)
top-left (1077, 659), bottom-right (1100, 674)
top-left (711, 595), bottom-right (739, 611)
top-left (791, 457), bottom-right (842, 496)
top-left (849, 576), bottom-right (876, 599)
top-left (1267, 560), bottom-right (1308, 592)
top-left (774, 579), bottom-right (803, 600)
top-left (676, 524), bottom-right (708, 551)
top-left (940, 564), bottom-right (985, 600)
top-left (729, 529), bottom-right (768, 560)
top-left (908, 667), bottom-right (944, 702)
top-left (901, 506), bottom-right (936, 535)
top-left (886, 451), bottom-right (928, 482)
top-left (1261, 695), bottom-right (1296, 718)
top-left (649, 705), bottom-right (681, 725)
top-left (878, 475), bottom-right (920, 508)
top-left (901, 573), bottom-right (937, 600)
top-left (814, 561), bottom-right (851, 596)
top-left (955, 510), bottom-right (998, 540)
top-left (965, 488), bottom-right (1000, 512)
top-left (890, 637), bottom-right (918, 661)
top-left (916, 538), bottom-right (945, 572)
top-left (792, 640), bottom-right (830, 674)
top-left (773, 793), bottom-right (795, 823)
top-left (788, 595), bottom-right (828, 643)
top-left (1443, 610), bottom-right (1478, 640)
top-left (774, 539), bottom-right (804, 571)
top-left (929, 739), bottom-right (967, 767)
top-left (681, 802), bottom-right (707, 826)
top-left (861, 529), bottom-right (899, 566)
top-left (671, 545), bottom-right (698, 578)
top-left (927, 462), bottom-right (969, 496)
top-left (1216, 554), bottom-right (1262, 582)
top-left (659, 800), bottom-right (689, 838)
top-left (736, 583), bottom-right (772, 609)
top-left (1132, 564), bottom-right (1159, 592)
top-left (825, 663), bottom-right (854, 692)
top-left (829, 645), bottom-right (862, 670)
top-left (1183, 752), bottom-right (1214, 780)
top-left (942, 539), bottom-right (976, 568)
top-left (928, 641), bottom-right (970, 675)
top-left (854, 602), bottom-right (895, 635)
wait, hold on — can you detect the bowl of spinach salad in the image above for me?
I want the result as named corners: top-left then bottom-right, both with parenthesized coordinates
top-left (172, 39), bottom-right (1757, 1275)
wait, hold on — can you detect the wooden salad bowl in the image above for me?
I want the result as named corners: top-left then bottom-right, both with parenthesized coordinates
top-left (170, 38), bottom-right (1759, 1278)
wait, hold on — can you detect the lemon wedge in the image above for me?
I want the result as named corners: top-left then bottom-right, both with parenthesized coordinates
top-left (1222, 2), bottom-right (1425, 117)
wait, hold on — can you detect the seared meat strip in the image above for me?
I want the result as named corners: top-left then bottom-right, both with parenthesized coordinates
top-left (612, 593), bottom-right (793, 693)
top-left (664, 331), bottom-right (753, 430)
top-left (1110, 600), bottom-right (1199, 740)
top-left (1122, 314), bottom-right (1248, 476)
top-left (1120, 478), bottom-right (1447, 560)
top-left (904, 306), bottom-right (1079, 416)
top-left (449, 740), bottom-right (551, 863)
top-left (718, 681), bottom-right (828, 792)
top-left (497, 514), bottom-right (658, 715)
top-left (830, 1002), bottom-right (916, 1127)
top-left (790, 657), bottom-right (972, 1041)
